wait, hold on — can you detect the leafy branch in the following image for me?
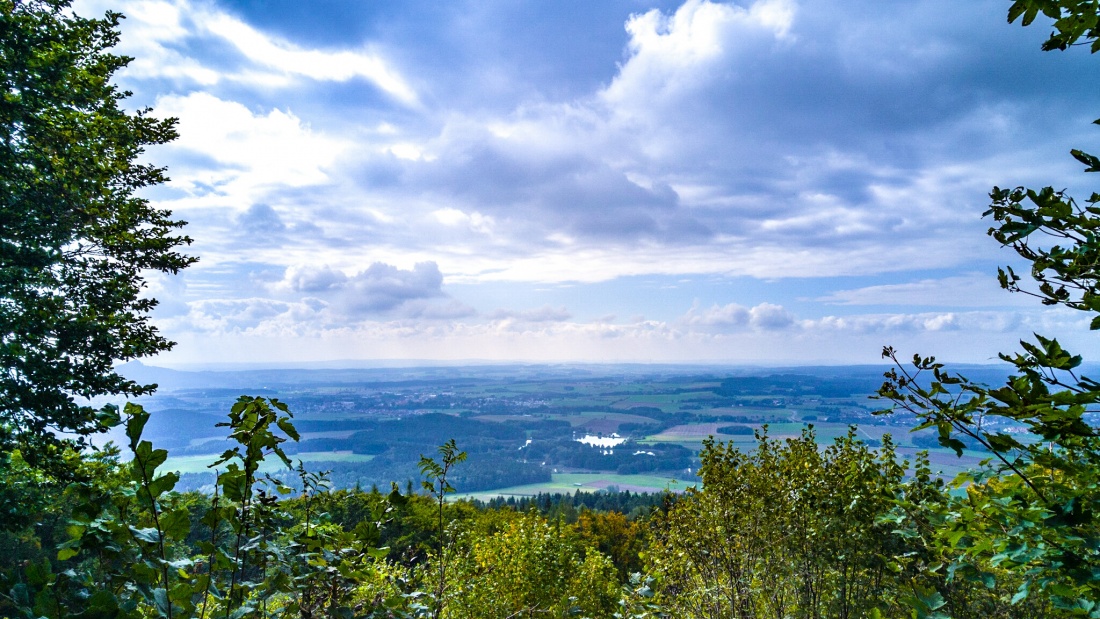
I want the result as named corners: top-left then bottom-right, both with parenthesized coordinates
top-left (418, 439), bottom-right (466, 619)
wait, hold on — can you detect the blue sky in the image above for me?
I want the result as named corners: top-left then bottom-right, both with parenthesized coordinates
top-left (78, 0), bottom-right (1100, 365)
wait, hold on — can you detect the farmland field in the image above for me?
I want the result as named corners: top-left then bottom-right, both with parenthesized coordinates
top-left (119, 362), bottom-right (1008, 494)
top-left (454, 472), bottom-right (696, 501)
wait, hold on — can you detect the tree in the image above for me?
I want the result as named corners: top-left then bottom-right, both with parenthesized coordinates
top-left (877, 1), bottom-right (1100, 614)
top-left (419, 439), bottom-right (467, 619)
top-left (442, 511), bottom-right (620, 619)
top-left (0, 0), bottom-right (193, 465)
top-left (649, 428), bottom-right (917, 618)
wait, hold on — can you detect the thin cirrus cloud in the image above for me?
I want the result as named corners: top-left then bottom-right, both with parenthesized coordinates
top-left (815, 274), bottom-right (1032, 308)
top-left (73, 0), bottom-right (1100, 364)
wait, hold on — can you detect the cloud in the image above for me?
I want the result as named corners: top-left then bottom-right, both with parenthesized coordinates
top-left (110, 0), bottom-right (1094, 288)
top-left (749, 303), bottom-right (796, 330)
top-left (806, 311), bottom-right (1016, 334)
top-left (675, 301), bottom-right (1065, 338)
top-left (432, 208), bottom-right (495, 234)
top-left (341, 262), bottom-right (445, 313)
top-left (400, 299), bottom-right (478, 320)
top-left (249, 261), bottom-right (463, 321)
top-left (490, 306), bottom-right (572, 323)
top-left (156, 92), bottom-right (346, 201)
top-left (681, 302), bottom-right (749, 327)
top-left (76, 0), bottom-right (418, 103)
top-left (309, 0), bottom-right (1078, 283)
top-left (816, 273), bottom-right (1024, 307)
top-left (272, 262), bottom-right (452, 312)
top-left (154, 293), bottom-right (1096, 367)
top-left (144, 271), bottom-right (190, 318)
top-left (182, 298), bottom-right (298, 332)
top-left (80, 0), bottom-right (1100, 365)
top-left (603, 0), bottom-right (795, 114)
top-left (281, 265), bottom-right (348, 293)
top-left (237, 204), bottom-right (287, 233)
top-left (201, 11), bottom-right (418, 103)
top-left (680, 301), bottom-right (795, 331)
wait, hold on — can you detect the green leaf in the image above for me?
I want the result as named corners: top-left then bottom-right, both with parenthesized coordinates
top-left (56, 546), bottom-right (79, 561)
top-left (134, 440), bottom-right (169, 477)
top-left (1007, 1), bottom-right (1027, 23)
top-left (277, 416), bottom-right (300, 441)
top-left (143, 473), bottom-right (179, 503)
top-left (153, 587), bottom-right (171, 617)
top-left (1076, 149), bottom-right (1100, 172)
top-left (126, 406), bottom-right (151, 449)
top-left (1011, 577), bottom-right (1031, 604)
top-left (916, 588), bottom-right (946, 612)
top-left (161, 507), bottom-right (192, 540)
top-left (130, 526), bottom-right (162, 544)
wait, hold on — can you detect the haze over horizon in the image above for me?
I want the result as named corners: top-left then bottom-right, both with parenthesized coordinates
top-left (81, 0), bottom-right (1100, 366)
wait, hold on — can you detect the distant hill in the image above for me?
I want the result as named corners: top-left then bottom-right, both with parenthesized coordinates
top-left (117, 360), bottom-right (1043, 394)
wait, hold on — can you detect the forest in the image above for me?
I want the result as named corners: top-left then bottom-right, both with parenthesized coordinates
top-left (4, 0), bottom-right (1100, 617)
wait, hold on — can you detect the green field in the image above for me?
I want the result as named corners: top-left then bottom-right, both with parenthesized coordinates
top-left (454, 472), bottom-right (696, 501)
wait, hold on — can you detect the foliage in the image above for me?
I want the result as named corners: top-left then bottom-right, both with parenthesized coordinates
top-left (441, 511), bottom-right (620, 619)
top-left (0, 0), bottom-right (194, 465)
top-left (1007, 0), bottom-right (1100, 52)
top-left (419, 439), bottom-right (466, 619)
top-left (480, 490), bottom-right (669, 521)
top-left (575, 510), bottom-right (649, 579)
top-left (0, 396), bottom-right (414, 618)
top-left (647, 428), bottom-right (909, 618)
top-left (874, 1), bottom-right (1100, 615)
top-left (614, 574), bottom-right (669, 619)
top-left (0, 395), bottom-right (667, 618)
top-left (878, 324), bottom-right (1100, 612)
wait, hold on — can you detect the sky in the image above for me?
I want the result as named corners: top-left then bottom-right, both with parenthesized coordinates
top-left (74, 0), bottom-right (1100, 366)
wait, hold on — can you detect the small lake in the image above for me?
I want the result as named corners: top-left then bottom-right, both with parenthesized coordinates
top-left (575, 433), bottom-right (626, 448)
